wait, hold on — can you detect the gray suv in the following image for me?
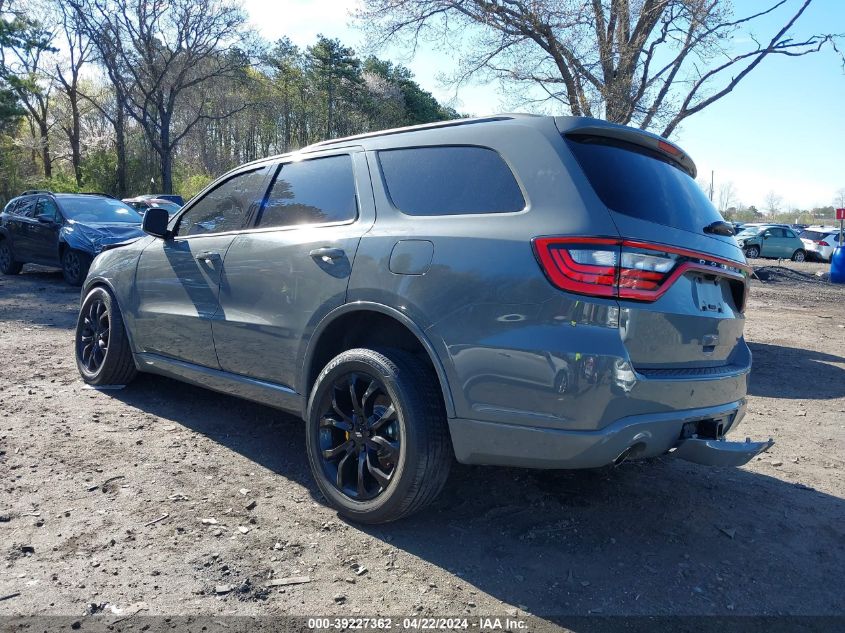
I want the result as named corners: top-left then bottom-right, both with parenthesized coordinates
top-left (73, 114), bottom-right (772, 523)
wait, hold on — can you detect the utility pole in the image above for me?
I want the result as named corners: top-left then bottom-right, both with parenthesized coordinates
top-left (709, 170), bottom-right (714, 202)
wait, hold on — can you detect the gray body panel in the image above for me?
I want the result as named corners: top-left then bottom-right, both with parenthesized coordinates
top-left (82, 113), bottom-right (761, 470)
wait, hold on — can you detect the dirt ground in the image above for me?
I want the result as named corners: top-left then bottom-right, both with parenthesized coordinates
top-left (1, 259), bottom-right (843, 626)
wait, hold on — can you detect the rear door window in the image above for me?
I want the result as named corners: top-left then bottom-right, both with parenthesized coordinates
top-left (257, 155), bottom-right (357, 228)
top-left (16, 197), bottom-right (37, 218)
top-left (378, 145), bottom-right (525, 216)
top-left (565, 135), bottom-right (724, 233)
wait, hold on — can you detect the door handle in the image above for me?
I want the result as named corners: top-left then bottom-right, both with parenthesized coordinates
top-left (309, 247), bottom-right (345, 263)
top-left (195, 251), bottom-right (221, 265)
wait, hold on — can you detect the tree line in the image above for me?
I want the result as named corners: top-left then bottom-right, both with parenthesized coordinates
top-left (0, 0), bottom-right (460, 202)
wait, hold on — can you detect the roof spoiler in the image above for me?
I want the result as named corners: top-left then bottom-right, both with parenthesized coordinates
top-left (561, 124), bottom-right (697, 178)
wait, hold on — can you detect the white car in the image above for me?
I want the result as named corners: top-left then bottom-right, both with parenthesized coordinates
top-left (799, 227), bottom-right (845, 262)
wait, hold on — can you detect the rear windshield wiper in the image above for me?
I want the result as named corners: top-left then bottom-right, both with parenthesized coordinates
top-left (704, 221), bottom-right (734, 237)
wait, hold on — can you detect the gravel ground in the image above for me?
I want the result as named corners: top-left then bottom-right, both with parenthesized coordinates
top-left (0, 260), bottom-right (843, 626)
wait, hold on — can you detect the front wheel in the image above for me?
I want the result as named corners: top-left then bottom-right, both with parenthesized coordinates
top-left (0, 240), bottom-right (23, 275)
top-left (744, 246), bottom-right (760, 259)
top-left (75, 286), bottom-right (137, 386)
top-left (791, 249), bottom-right (806, 262)
top-left (62, 249), bottom-right (91, 286)
top-left (305, 348), bottom-right (452, 524)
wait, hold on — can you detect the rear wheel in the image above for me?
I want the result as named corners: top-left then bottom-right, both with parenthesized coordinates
top-left (305, 348), bottom-right (451, 524)
top-left (62, 249), bottom-right (91, 286)
top-left (75, 286), bottom-right (137, 386)
top-left (744, 246), bottom-right (760, 259)
top-left (791, 249), bottom-right (806, 262)
top-left (0, 240), bottom-right (23, 275)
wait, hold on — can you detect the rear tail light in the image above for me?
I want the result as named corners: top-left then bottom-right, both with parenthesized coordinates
top-left (533, 237), bottom-right (750, 305)
top-left (818, 240), bottom-right (830, 247)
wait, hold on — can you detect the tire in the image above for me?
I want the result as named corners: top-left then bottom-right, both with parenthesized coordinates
top-left (75, 286), bottom-right (137, 386)
top-left (305, 348), bottom-right (452, 524)
top-left (62, 249), bottom-right (92, 286)
top-left (744, 246), bottom-right (760, 259)
top-left (791, 249), bottom-right (806, 262)
top-left (0, 239), bottom-right (23, 275)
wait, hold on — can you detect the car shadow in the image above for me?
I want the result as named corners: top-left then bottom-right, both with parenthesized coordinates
top-left (111, 373), bottom-right (845, 619)
top-left (747, 342), bottom-right (845, 399)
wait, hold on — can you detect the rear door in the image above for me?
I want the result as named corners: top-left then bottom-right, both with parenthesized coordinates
top-left (212, 150), bottom-right (373, 388)
top-left (8, 196), bottom-right (38, 260)
top-left (562, 130), bottom-right (748, 370)
top-left (132, 166), bottom-right (272, 368)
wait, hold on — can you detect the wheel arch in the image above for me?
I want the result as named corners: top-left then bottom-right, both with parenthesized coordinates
top-left (81, 276), bottom-right (140, 358)
top-left (300, 302), bottom-right (456, 419)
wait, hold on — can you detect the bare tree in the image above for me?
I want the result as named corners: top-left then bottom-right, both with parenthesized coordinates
top-left (834, 188), bottom-right (845, 209)
top-left (357, 0), bottom-right (842, 136)
top-left (53, 1), bottom-right (92, 187)
top-left (764, 190), bottom-right (783, 215)
top-left (70, 0), bottom-right (253, 193)
top-left (718, 181), bottom-right (737, 212)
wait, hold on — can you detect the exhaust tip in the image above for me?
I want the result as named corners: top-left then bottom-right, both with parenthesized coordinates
top-left (613, 442), bottom-right (646, 466)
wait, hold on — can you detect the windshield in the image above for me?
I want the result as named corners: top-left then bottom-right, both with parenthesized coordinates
top-left (60, 197), bottom-right (142, 223)
top-left (736, 228), bottom-right (762, 238)
top-left (565, 134), bottom-right (725, 234)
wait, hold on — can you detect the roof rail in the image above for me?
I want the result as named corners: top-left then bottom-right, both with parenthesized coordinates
top-left (20, 189), bottom-right (52, 196)
top-left (303, 115), bottom-right (519, 151)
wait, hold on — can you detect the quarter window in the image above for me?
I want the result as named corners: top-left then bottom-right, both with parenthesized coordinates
top-left (16, 197), bottom-right (37, 218)
top-left (378, 146), bottom-right (525, 216)
top-left (258, 155), bottom-right (357, 228)
top-left (177, 169), bottom-right (267, 237)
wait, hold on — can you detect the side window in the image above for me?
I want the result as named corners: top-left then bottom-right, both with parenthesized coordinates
top-left (378, 145), bottom-right (525, 216)
top-left (17, 197), bottom-right (37, 218)
top-left (784, 229), bottom-right (796, 238)
top-left (3, 200), bottom-right (18, 215)
top-left (36, 197), bottom-right (60, 222)
top-left (257, 155), bottom-right (357, 228)
top-left (176, 169), bottom-right (267, 237)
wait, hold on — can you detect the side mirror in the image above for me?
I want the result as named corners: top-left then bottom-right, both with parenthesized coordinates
top-left (762, 232), bottom-right (770, 239)
top-left (142, 207), bottom-right (170, 239)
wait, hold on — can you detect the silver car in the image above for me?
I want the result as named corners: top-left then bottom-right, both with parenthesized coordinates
top-left (73, 115), bottom-right (772, 523)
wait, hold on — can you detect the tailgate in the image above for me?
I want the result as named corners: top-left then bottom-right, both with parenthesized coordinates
top-left (562, 129), bottom-right (750, 370)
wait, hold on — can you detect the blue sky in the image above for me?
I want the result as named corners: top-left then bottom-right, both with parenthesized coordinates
top-left (243, 0), bottom-right (845, 210)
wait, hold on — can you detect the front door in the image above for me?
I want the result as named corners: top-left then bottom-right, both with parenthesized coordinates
top-left (132, 166), bottom-right (271, 368)
top-left (30, 197), bottom-right (62, 265)
top-left (212, 152), bottom-right (371, 388)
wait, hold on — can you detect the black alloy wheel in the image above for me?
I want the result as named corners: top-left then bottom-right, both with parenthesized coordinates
top-left (317, 372), bottom-right (401, 501)
top-left (78, 297), bottom-right (109, 374)
top-left (305, 348), bottom-right (452, 523)
top-left (0, 241), bottom-right (22, 275)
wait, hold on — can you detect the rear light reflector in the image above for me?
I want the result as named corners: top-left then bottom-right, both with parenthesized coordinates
top-left (533, 237), bottom-right (750, 304)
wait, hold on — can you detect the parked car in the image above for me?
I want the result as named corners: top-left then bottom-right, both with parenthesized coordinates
top-left (130, 193), bottom-right (185, 206)
top-left (0, 192), bottom-right (144, 285)
top-left (72, 114), bottom-right (771, 523)
top-left (799, 227), bottom-right (845, 262)
top-left (123, 196), bottom-right (183, 217)
top-left (734, 224), bottom-right (806, 260)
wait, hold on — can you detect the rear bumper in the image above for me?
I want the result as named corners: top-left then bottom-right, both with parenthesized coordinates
top-left (448, 399), bottom-right (754, 469)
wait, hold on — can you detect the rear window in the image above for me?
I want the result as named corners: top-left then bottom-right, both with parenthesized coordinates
top-left (800, 230), bottom-right (829, 240)
top-left (565, 135), bottom-right (724, 233)
top-left (378, 146), bottom-right (525, 216)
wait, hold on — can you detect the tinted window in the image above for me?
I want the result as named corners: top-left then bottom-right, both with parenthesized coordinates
top-left (59, 197), bottom-right (141, 223)
top-left (16, 197), bottom-right (37, 218)
top-left (565, 135), bottom-right (724, 233)
top-left (799, 230), bottom-right (824, 240)
top-left (178, 169), bottom-right (267, 237)
top-left (36, 197), bottom-right (60, 221)
top-left (378, 146), bottom-right (525, 216)
top-left (258, 155), bottom-right (356, 228)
